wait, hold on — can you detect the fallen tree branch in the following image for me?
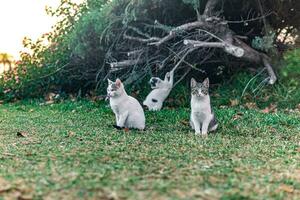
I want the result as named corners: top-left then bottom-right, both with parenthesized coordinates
top-left (148, 21), bottom-right (205, 46)
top-left (184, 39), bottom-right (244, 57)
top-left (124, 32), bottom-right (160, 43)
top-left (233, 37), bottom-right (277, 84)
top-left (110, 59), bottom-right (144, 69)
top-left (127, 49), bottom-right (145, 57)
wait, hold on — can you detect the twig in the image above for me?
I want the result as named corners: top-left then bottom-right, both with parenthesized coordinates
top-left (110, 59), bottom-right (144, 69)
top-left (241, 67), bottom-right (266, 99)
top-left (173, 68), bottom-right (192, 87)
top-left (124, 32), bottom-right (160, 43)
top-left (148, 21), bottom-right (205, 46)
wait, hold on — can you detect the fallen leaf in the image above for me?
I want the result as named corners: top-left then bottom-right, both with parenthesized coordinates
top-left (244, 102), bottom-right (257, 109)
top-left (278, 184), bottom-right (294, 193)
top-left (234, 168), bottom-right (243, 173)
top-left (45, 100), bottom-right (54, 105)
top-left (219, 105), bottom-right (228, 109)
top-left (261, 104), bottom-right (277, 114)
top-left (232, 112), bottom-right (243, 121)
top-left (124, 128), bottom-right (130, 132)
top-left (68, 131), bottom-right (75, 137)
top-left (263, 95), bottom-right (271, 101)
top-left (17, 131), bottom-right (28, 138)
top-left (45, 92), bottom-right (56, 101)
top-left (0, 177), bottom-right (11, 193)
top-left (180, 120), bottom-right (190, 126)
top-left (230, 99), bottom-right (239, 106)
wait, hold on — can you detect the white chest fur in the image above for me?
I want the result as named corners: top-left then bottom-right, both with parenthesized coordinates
top-left (190, 95), bottom-right (214, 135)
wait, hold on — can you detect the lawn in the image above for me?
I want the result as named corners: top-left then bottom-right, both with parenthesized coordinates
top-left (0, 100), bottom-right (299, 199)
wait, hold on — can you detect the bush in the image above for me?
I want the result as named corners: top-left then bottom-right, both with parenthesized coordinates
top-left (0, 0), bottom-right (299, 102)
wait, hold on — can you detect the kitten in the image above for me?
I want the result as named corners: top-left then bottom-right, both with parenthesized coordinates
top-left (190, 78), bottom-right (218, 136)
top-left (107, 78), bottom-right (146, 130)
top-left (143, 70), bottom-right (174, 111)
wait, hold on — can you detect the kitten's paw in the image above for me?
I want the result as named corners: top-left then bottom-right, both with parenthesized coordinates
top-left (113, 125), bottom-right (123, 130)
top-left (195, 132), bottom-right (201, 136)
top-left (201, 133), bottom-right (208, 138)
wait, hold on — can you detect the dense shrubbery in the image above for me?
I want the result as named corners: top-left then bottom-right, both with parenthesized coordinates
top-left (0, 0), bottom-right (299, 101)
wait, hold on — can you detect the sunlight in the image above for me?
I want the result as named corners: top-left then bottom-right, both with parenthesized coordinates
top-left (0, 0), bottom-right (83, 60)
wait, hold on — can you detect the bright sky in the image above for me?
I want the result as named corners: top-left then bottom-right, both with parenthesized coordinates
top-left (0, 0), bottom-right (83, 60)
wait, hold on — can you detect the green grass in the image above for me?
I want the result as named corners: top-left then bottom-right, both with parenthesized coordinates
top-left (0, 100), bottom-right (299, 199)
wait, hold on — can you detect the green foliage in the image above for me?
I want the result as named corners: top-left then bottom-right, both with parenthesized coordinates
top-left (280, 49), bottom-right (300, 86)
top-left (251, 32), bottom-right (276, 53)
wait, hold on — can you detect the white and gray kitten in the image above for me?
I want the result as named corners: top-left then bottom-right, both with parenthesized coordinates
top-left (107, 78), bottom-right (145, 130)
top-left (190, 78), bottom-right (218, 136)
top-left (143, 70), bottom-right (174, 111)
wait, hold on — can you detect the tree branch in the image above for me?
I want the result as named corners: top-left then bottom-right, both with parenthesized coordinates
top-left (110, 59), bottom-right (144, 69)
top-left (124, 32), bottom-right (160, 43)
top-left (148, 21), bottom-right (205, 46)
top-left (184, 39), bottom-right (244, 57)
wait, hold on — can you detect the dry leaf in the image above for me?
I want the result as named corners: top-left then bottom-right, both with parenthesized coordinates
top-left (0, 177), bottom-right (11, 193)
top-left (230, 99), bottom-right (239, 106)
top-left (17, 131), bottom-right (28, 138)
top-left (68, 131), bottom-right (75, 137)
top-left (180, 120), bottom-right (190, 126)
top-left (234, 168), bottom-right (243, 173)
top-left (232, 112), bottom-right (243, 121)
top-left (124, 128), bottom-right (130, 132)
top-left (244, 102), bottom-right (257, 109)
top-left (219, 105), bottom-right (228, 109)
top-left (278, 184), bottom-right (294, 193)
top-left (45, 100), bottom-right (54, 105)
top-left (45, 92), bottom-right (56, 101)
top-left (262, 104), bottom-right (277, 114)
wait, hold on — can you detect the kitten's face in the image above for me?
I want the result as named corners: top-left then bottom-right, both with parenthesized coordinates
top-left (107, 79), bottom-right (123, 98)
top-left (149, 72), bottom-right (170, 89)
top-left (149, 77), bottom-right (163, 89)
top-left (191, 78), bottom-right (209, 97)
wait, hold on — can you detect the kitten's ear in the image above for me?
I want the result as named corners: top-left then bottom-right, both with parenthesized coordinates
top-left (191, 78), bottom-right (197, 88)
top-left (203, 78), bottom-right (209, 88)
top-left (107, 79), bottom-right (113, 85)
top-left (115, 78), bottom-right (122, 88)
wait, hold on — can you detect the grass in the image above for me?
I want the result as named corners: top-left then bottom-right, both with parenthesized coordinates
top-left (0, 49), bottom-right (300, 199)
top-left (0, 100), bottom-right (299, 200)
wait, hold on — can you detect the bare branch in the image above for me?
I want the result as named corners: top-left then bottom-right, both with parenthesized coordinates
top-left (171, 48), bottom-right (197, 72)
top-left (184, 39), bottom-right (245, 57)
top-left (124, 32), bottom-right (160, 43)
top-left (127, 49), bottom-right (144, 57)
top-left (148, 21), bottom-right (205, 46)
top-left (232, 37), bottom-right (277, 84)
top-left (110, 59), bottom-right (144, 69)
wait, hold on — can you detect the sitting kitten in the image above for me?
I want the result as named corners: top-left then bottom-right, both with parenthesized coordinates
top-left (107, 78), bottom-right (145, 130)
top-left (143, 70), bottom-right (174, 111)
top-left (190, 78), bottom-right (218, 136)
